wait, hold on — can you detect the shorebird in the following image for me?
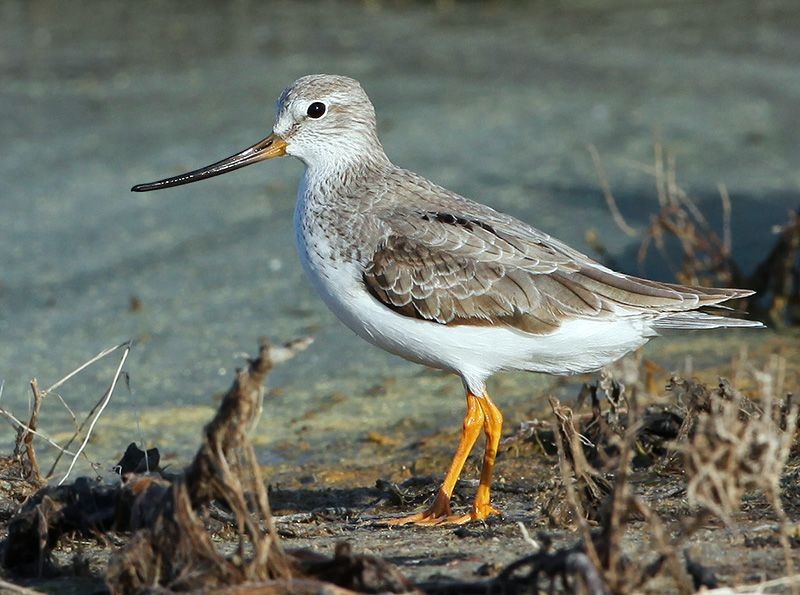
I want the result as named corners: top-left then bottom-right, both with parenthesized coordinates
top-left (133, 74), bottom-right (762, 525)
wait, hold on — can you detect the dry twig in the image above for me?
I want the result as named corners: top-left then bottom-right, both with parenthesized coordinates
top-left (16, 379), bottom-right (44, 485)
top-left (57, 343), bottom-right (131, 486)
top-left (588, 144), bottom-right (638, 238)
top-left (106, 339), bottom-right (312, 593)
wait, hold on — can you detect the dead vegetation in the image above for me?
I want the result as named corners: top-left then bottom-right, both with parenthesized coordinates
top-left (551, 372), bottom-right (796, 593)
top-left (104, 340), bottom-right (296, 592)
top-left (2, 343), bottom-right (797, 594)
top-left (0, 342), bottom-right (133, 490)
top-left (0, 336), bottom-right (797, 593)
top-left (587, 143), bottom-right (800, 327)
top-left (0, 338), bottom-right (421, 594)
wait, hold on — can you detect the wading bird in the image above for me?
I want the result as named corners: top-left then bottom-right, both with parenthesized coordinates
top-left (133, 75), bottom-right (761, 525)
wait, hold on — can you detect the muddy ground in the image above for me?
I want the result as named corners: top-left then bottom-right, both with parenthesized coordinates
top-left (2, 331), bottom-right (799, 593)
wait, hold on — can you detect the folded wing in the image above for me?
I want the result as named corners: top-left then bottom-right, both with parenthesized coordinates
top-left (363, 209), bottom-right (756, 334)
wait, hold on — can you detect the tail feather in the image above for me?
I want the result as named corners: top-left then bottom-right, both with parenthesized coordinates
top-left (653, 311), bottom-right (764, 331)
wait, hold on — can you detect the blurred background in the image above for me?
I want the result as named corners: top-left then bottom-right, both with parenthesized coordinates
top-left (1, 0), bottom-right (797, 475)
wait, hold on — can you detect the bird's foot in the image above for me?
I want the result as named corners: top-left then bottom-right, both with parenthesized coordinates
top-left (385, 495), bottom-right (500, 526)
top-left (385, 490), bottom-right (452, 526)
top-left (444, 502), bottom-right (500, 525)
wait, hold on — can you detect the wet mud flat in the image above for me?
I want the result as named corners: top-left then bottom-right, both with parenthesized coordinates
top-left (1, 332), bottom-right (799, 593)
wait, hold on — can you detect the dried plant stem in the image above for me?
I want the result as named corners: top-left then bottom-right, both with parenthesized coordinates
top-left (549, 397), bottom-right (604, 575)
top-left (654, 142), bottom-right (667, 207)
top-left (57, 343), bottom-right (131, 486)
top-left (106, 339), bottom-right (313, 593)
top-left (588, 144), bottom-right (637, 238)
top-left (0, 409), bottom-right (75, 456)
top-left (46, 342), bottom-right (133, 479)
top-left (602, 144), bottom-right (748, 292)
top-left (517, 522), bottom-right (540, 550)
top-left (17, 379), bottom-right (44, 484)
top-left (718, 183), bottom-right (732, 256)
top-left (41, 342), bottom-right (129, 397)
top-left (773, 495), bottom-right (796, 595)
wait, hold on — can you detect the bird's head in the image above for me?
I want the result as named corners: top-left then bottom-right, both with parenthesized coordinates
top-left (132, 74), bottom-right (385, 193)
top-left (274, 74), bottom-right (385, 167)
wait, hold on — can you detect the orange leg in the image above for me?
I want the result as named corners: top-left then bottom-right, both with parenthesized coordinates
top-left (387, 391), bottom-right (504, 526)
top-left (387, 391), bottom-right (484, 525)
top-left (471, 392), bottom-right (503, 519)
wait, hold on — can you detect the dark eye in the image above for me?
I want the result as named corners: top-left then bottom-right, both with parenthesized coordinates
top-left (306, 102), bottom-right (326, 119)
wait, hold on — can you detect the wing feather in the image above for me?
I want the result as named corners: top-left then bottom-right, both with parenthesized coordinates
top-left (362, 201), bottom-right (752, 334)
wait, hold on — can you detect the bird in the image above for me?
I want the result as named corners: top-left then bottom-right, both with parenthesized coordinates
top-left (132, 74), bottom-right (762, 525)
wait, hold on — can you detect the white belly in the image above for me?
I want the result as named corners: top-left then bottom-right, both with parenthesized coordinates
top-left (294, 234), bottom-right (648, 394)
top-left (293, 187), bottom-right (650, 394)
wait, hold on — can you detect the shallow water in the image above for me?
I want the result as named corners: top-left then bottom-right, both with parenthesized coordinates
top-left (1, 1), bottom-right (798, 475)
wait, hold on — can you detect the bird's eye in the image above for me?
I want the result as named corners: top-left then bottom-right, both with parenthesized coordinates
top-left (306, 102), bottom-right (326, 119)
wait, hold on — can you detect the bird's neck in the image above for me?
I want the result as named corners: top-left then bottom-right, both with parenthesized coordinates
top-left (303, 130), bottom-right (390, 175)
top-left (302, 148), bottom-right (391, 203)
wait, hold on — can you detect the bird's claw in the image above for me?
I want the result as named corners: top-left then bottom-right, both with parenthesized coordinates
top-left (384, 501), bottom-right (500, 526)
